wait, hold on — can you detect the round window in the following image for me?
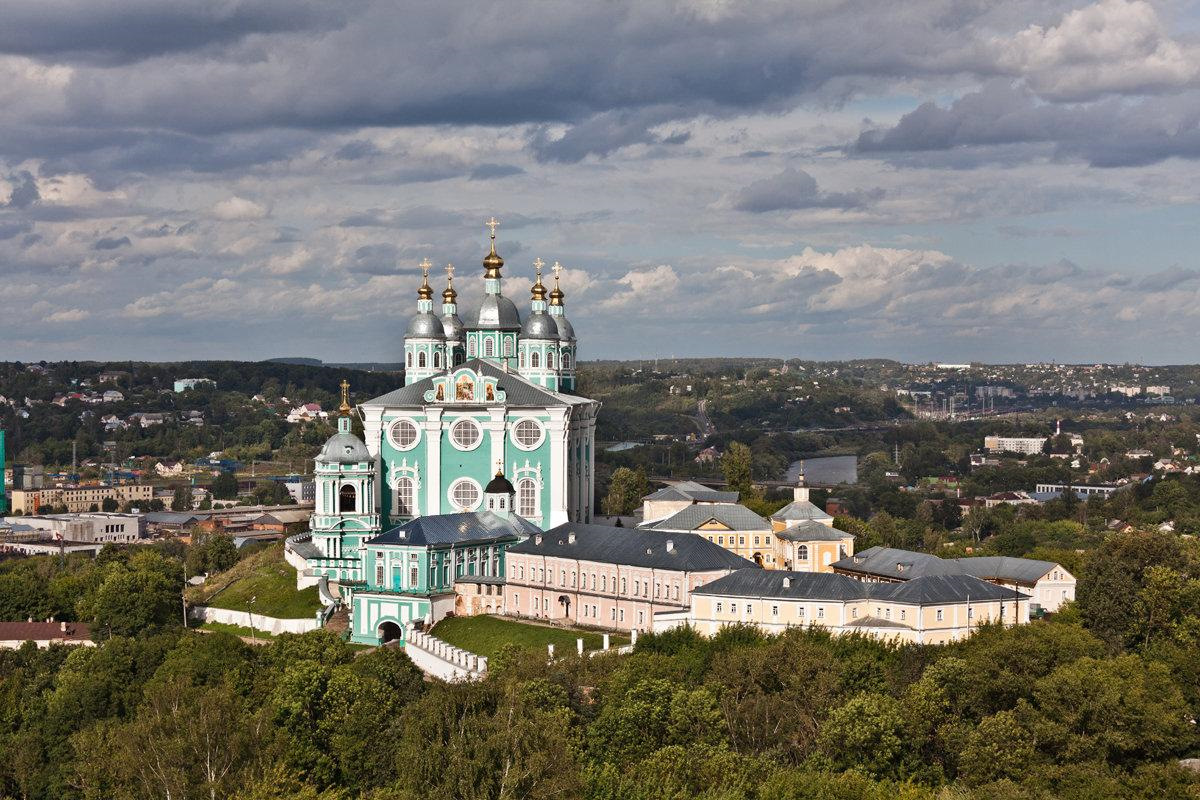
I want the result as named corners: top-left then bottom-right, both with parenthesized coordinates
top-left (388, 418), bottom-right (420, 450)
top-left (448, 478), bottom-right (482, 511)
top-left (512, 419), bottom-right (543, 449)
top-left (450, 418), bottom-right (482, 450)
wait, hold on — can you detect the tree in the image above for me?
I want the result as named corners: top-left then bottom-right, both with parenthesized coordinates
top-left (1077, 531), bottom-right (1187, 649)
top-left (84, 566), bottom-right (179, 638)
top-left (101, 497), bottom-right (119, 512)
top-left (602, 467), bottom-right (648, 516)
top-left (722, 442), bottom-right (753, 497)
top-left (171, 484), bottom-right (194, 511)
top-left (818, 692), bottom-right (907, 779)
top-left (958, 708), bottom-right (1037, 785)
top-left (211, 471), bottom-right (239, 500)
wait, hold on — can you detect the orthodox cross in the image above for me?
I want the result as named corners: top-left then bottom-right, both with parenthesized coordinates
top-left (445, 263), bottom-right (455, 282)
top-left (533, 256), bottom-right (545, 279)
top-left (485, 216), bottom-right (500, 238)
top-left (552, 261), bottom-right (563, 281)
top-left (419, 257), bottom-right (432, 279)
top-left (339, 379), bottom-right (351, 414)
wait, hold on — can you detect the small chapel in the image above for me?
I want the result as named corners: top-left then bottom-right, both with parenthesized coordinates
top-left (286, 220), bottom-right (600, 644)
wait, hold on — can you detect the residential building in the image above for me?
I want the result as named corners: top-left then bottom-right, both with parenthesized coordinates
top-left (9, 483), bottom-right (153, 514)
top-left (1033, 483), bottom-right (1123, 499)
top-left (643, 502), bottom-right (773, 565)
top-left (983, 436), bottom-right (1047, 455)
top-left (174, 378), bottom-right (216, 392)
top-left (774, 519), bottom-right (855, 572)
top-left (504, 522), bottom-right (753, 633)
top-left (283, 477), bottom-right (315, 504)
top-left (680, 569), bottom-right (1029, 644)
top-left (0, 621), bottom-right (93, 649)
top-left (641, 480), bottom-right (739, 523)
top-left (155, 460), bottom-right (184, 477)
top-left (831, 546), bottom-right (1075, 612)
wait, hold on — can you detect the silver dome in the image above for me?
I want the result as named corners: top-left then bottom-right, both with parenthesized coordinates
top-left (553, 314), bottom-right (576, 342)
top-left (521, 311), bottom-right (560, 340)
top-left (406, 311), bottom-right (446, 339)
top-left (441, 312), bottom-right (466, 339)
top-left (317, 432), bottom-right (372, 464)
top-left (471, 293), bottom-right (522, 330)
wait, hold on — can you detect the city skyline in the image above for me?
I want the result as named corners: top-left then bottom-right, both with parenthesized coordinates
top-left (3, 1), bottom-right (1200, 363)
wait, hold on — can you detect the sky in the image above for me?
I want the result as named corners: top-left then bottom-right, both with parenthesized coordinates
top-left (3, 0), bottom-right (1200, 365)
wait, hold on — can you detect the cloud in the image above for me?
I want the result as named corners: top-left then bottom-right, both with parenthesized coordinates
top-left (4, 171), bottom-right (40, 208)
top-left (44, 307), bottom-right (90, 323)
top-left (0, 220), bottom-right (33, 240)
top-left (212, 196), bottom-right (268, 221)
top-left (93, 235), bottom-right (131, 250)
top-left (469, 163), bottom-right (525, 180)
top-left (992, 0), bottom-right (1200, 101)
top-left (734, 167), bottom-right (883, 212)
top-left (346, 243), bottom-right (399, 275)
top-left (530, 106), bottom-right (689, 163)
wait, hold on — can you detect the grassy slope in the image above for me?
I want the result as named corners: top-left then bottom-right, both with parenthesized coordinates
top-left (430, 615), bottom-right (630, 659)
top-left (188, 544), bottom-right (322, 619)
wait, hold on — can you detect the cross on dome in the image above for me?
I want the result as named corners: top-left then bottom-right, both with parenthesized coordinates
top-left (552, 261), bottom-right (563, 280)
top-left (485, 216), bottom-right (500, 238)
top-left (533, 257), bottom-right (545, 278)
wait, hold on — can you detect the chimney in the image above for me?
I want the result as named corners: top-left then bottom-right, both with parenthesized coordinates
top-left (568, 532), bottom-right (576, 544)
top-left (782, 576), bottom-right (791, 589)
top-left (666, 539), bottom-right (674, 552)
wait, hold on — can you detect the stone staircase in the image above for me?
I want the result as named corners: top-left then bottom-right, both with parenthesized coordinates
top-left (324, 605), bottom-right (350, 637)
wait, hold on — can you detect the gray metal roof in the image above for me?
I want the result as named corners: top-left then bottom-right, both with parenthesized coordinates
top-left (520, 311), bottom-right (560, 340)
top-left (649, 503), bottom-right (769, 532)
top-left (776, 519), bottom-right (852, 542)
top-left (317, 432), bottom-right (372, 464)
top-left (363, 358), bottom-right (595, 409)
top-left (831, 546), bottom-right (1058, 586)
top-left (405, 311), bottom-right (446, 339)
top-left (846, 616), bottom-right (914, 630)
top-left (643, 482), bottom-right (739, 504)
top-left (771, 499), bottom-right (833, 521)
top-left (552, 313), bottom-right (575, 341)
top-left (441, 312), bottom-right (466, 339)
top-left (508, 523), bottom-right (755, 572)
top-left (470, 293), bottom-right (523, 330)
top-left (693, 568), bottom-right (1027, 605)
top-left (366, 510), bottom-right (541, 548)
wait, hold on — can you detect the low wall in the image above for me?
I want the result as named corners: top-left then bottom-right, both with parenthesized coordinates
top-left (404, 627), bottom-right (487, 682)
top-left (190, 605), bottom-right (319, 635)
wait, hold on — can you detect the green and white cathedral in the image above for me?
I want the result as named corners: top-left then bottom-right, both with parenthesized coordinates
top-left (286, 222), bottom-right (599, 644)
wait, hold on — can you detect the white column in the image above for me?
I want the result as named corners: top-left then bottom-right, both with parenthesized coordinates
top-left (424, 408), bottom-right (443, 516)
top-left (547, 408), bottom-right (569, 526)
top-left (486, 406), bottom-right (506, 472)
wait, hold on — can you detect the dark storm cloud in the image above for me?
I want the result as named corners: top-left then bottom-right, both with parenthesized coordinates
top-left (334, 139), bottom-right (381, 161)
top-left (469, 163), bottom-right (525, 180)
top-left (734, 167), bottom-right (883, 212)
top-left (0, 0), bottom-right (352, 65)
top-left (347, 243), bottom-right (399, 275)
top-left (4, 172), bottom-right (40, 209)
top-left (853, 82), bottom-right (1200, 168)
top-left (94, 236), bottom-right (131, 250)
top-left (529, 106), bottom-right (690, 163)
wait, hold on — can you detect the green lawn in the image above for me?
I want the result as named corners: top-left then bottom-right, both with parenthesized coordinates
top-left (430, 615), bottom-right (629, 659)
top-left (205, 557), bottom-right (322, 619)
top-left (197, 621), bottom-right (276, 640)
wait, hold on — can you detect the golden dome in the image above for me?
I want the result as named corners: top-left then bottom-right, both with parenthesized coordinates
top-left (482, 216), bottom-right (504, 279)
top-left (442, 263), bottom-right (457, 302)
top-left (531, 257), bottom-right (547, 301)
top-left (417, 258), bottom-right (434, 300)
top-left (548, 261), bottom-right (565, 306)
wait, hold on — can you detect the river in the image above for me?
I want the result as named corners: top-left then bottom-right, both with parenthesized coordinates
top-left (785, 455), bottom-right (858, 486)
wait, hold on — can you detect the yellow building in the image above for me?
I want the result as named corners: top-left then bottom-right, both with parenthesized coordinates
top-left (678, 568), bottom-right (1030, 645)
top-left (774, 519), bottom-right (855, 572)
top-left (644, 502), bottom-right (775, 566)
top-left (9, 484), bottom-right (153, 514)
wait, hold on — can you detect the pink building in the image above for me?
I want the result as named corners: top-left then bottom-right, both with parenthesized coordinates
top-left (504, 522), bottom-right (754, 632)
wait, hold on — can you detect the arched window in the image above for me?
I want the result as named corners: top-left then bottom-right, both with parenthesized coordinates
top-left (518, 351), bottom-right (524, 369)
top-left (484, 338), bottom-right (495, 358)
top-left (393, 477), bottom-right (415, 516)
top-left (548, 350), bottom-right (556, 369)
top-left (455, 350), bottom-right (465, 366)
top-left (839, 545), bottom-right (847, 558)
top-left (503, 338), bottom-right (513, 357)
top-left (467, 339), bottom-right (476, 357)
top-left (433, 351), bottom-right (441, 368)
top-left (406, 351), bottom-right (413, 368)
top-left (339, 484), bottom-right (357, 513)
top-left (517, 478), bottom-right (537, 517)
top-left (530, 351), bottom-right (540, 369)
top-left (417, 352), bottom-right (426, 368)
top-left (562, 352), bottom-right (571, 369)
top-left (797, 544), bottom-right (809, 561)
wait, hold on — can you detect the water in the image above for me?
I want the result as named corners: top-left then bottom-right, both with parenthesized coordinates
top-left (785, 455), bottom-right (857, 486)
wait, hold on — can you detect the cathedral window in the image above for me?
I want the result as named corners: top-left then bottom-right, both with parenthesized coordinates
top-left (512, 419), bottom-right (543, 449)
top-left (797, 545), bottom-right (809, 561)
top-left (388, 419), bottom-right (420, 450)
top-left (406, 352), bottom-right (413, 368)
top-left (467, 339), bottom-right (476, 357)
top-left (450, 418), bottom-right (482, 450)
top-left (504, 338), bottom-right (513, 357)
top-left (484, 338), bottom-right (495, 358)
top-left (393, 477), bottom-right (416, 516)
top-left (418, 352), bottom-right (426, 369)
top-left (448, 478), bottom-right (482, 511)
top-left (530, 351), bottom-right (540, 369)
top-left (517, 478), bottom-right (537, 517)
top-left (339, 484), bottom-right (357, 513)
top-left (433, 351), bottom-right (441, 368)
top-left (518, 351), bottom-right (524, 369)
top-left (548, 351), bottom-right (556, 369)
top-left (562, 352), bottom-right (571, 369)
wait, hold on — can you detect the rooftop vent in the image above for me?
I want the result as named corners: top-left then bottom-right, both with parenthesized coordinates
top-left (782, 576), bottom-right (791, 589)
top-left (535, 534), bottom-right (542, 546)
top-left (666, 539), bottom-right (674, 552)
top-left (568, 532), bottom-right (576, 544)
top-left (897, 562), bottom-right (909, 572)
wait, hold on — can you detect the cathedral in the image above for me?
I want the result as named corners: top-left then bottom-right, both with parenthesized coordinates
top-left (287, 220), bottom-right (600, 644)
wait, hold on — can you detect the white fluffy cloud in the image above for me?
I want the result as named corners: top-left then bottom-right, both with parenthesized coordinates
top-left (212, 196), bottom-right (269, 221)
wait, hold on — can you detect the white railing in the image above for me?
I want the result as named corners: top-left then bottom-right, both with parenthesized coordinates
top-left (404, 627), bottom-right (488, 682)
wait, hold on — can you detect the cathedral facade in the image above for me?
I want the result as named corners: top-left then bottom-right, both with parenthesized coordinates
top-left (287, 221), bottom-right (599, 644)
